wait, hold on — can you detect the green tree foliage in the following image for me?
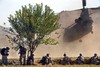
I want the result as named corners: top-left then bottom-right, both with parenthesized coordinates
top-left (7, 3), bottom-right (60, 57)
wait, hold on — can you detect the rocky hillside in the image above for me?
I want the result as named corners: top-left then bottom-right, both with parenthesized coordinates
top-left (0, 7), bottom-right (100, 58)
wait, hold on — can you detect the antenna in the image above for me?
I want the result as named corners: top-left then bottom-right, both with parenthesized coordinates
top-left (82, 0), bottom-right (86, 8)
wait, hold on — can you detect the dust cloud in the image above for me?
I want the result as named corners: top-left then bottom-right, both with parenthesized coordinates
top-left (34, 8), bottom-right (100, 58)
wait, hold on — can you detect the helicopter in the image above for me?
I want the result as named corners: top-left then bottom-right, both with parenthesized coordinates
top-left (63, 0), bottom-right (93, 42)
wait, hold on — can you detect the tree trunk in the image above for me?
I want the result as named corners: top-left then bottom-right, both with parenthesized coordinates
top-left (26, 37), bottom-right (42, 65)
top-left (27, 40), bottom-right (35, 65)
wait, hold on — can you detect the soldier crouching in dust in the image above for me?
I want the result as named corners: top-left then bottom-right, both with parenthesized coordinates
top-left (60, 53), bottom-right (71, 65)
top-left (18, 45), bottom-right (26, 65)
top-left (27, 53), bottom-right (34, 65)
top-left (1, 47), bottom-right (10, 65)
top-left (90, 53), bottom-right (100, 64)
top-left (40, 53), bottom-right (52, 65)
top-left (76, 53), bottom-right (84, 64)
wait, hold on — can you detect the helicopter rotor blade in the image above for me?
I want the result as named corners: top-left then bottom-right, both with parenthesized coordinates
top-left (82, 0), bottom-right (86, 8)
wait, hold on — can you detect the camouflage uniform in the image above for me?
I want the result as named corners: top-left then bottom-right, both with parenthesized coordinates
top-left (19, 46), bottom-right (26, 65)
top-left (76, 54), bottom-right (84, 64)
top-left (62, 53), bottom-right (69, 64)
top-left (1, 47), bottom-right (10, 65)
top-left (27, 53), bottom-right (34, 65)
top-left (40, 54), bottom-right (52, 65)
top-left (45, 54), bottom-right (51, 65)
top-left (90, 54), bottom-right (99, 64)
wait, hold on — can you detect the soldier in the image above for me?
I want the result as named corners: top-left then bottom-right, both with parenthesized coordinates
top-left (61, 53), bottom-right (70, 65)
top-left (40, 56), bottom-right (46, 65)
top-left (76, 53), bottom-right (84, 64)
top-left (27, 53), bottom-right (34, 65)
top-left (19, 45), bottom-right (26, 65)
top-left (1, 47), bottom-right (10, 65)
top-left (45, 53), bottom-right (52, 65)
top-left (40, 53), bottom-right (52, 65)
top-left (90, 53), bottom-right (99, 64)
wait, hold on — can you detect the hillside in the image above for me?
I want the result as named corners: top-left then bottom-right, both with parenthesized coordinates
top-left (0, 7), bottom-right (100, 58)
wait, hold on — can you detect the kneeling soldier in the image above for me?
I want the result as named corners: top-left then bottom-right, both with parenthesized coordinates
top-left (40, 53), bottom-right (52, 65)
top-left (62, 53), bottom-right (70, 65)
top-left (90, 53), bottom-right (99, 64)
top-left (76, 53), bottom-right (84, 64)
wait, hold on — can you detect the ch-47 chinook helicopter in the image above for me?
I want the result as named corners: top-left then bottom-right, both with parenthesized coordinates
top-left (64, 0), bottom-right (93, 42)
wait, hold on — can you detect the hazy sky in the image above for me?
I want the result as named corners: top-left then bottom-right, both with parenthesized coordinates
top-left (0, 0), bottom-right (100, 27)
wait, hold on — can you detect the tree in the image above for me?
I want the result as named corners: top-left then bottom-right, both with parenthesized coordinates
top-left (6, 3), bottom-right (60, 63)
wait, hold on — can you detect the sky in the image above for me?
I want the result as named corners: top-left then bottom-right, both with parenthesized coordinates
top-left (0, 0), bottom-right (100, 27)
